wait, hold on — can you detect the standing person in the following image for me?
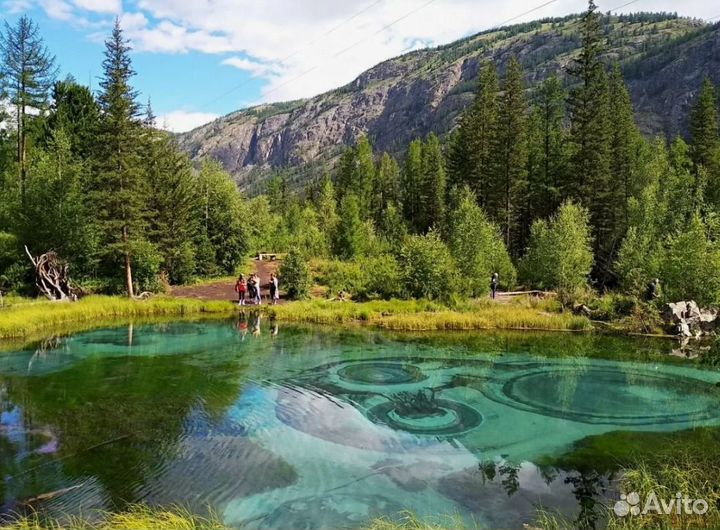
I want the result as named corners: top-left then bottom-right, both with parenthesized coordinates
top-left (235, 274), bottom-right (247, 306)
top-left (254, 274), bottom-right (262, 305)
top-left (646, 278), bottom-right (660, 301)
top-left (490, 272), bottom-right (499, 300)
top-left (270, 273), bottom-right (280, 305)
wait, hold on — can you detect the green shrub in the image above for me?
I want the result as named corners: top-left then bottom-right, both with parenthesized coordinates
top-left (280, 247), bottom-right (311, 299)
top-left (399, 232), bottom-right (458, 301)
top-left (520, 201), bottom-right (594, 294)
top-left (446, 187), bottom-right (516, 294)
top-left (315, 254), bottom-right (402, 300)
top-left (132, 240), bottom-right (164, 293)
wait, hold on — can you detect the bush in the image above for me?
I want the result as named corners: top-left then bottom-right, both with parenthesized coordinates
top-left (315, 254), bottom-right (402, 300)
top-left (520, 201), bottom-right (594, 294)
top-left (446, 188), bottom-right (516, 295)
top-left (132, 240), bottom-right (164, 293)
top-left (398, 232), bottom-right (458, 301)
top-left (280, 247), bottom-right (311, 299)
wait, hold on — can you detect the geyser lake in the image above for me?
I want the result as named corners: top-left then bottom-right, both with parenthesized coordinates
top-left (1, 317), bottom-right (719, 529)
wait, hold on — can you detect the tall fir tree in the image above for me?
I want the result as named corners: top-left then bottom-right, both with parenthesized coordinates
top-left (93, 19), bottom-right (146, 297)
top-left (447, 62), bottom-right (499, 206)
top-left (567, 0), bottom-right (614, 280)
top-left (372, 152), bottom-right (401, 227)
top-left (402, 138), bottom-right (424, 231)
top-left (492, 57), bottom-right (528, 255)
top-left (0, 15), bottom-right (57, 205)
top-left (689, 77), bottom-right (720, 209)
top-left (527, 74), bottom-right (567, 222)
top-left (419, 133), bottom-right (447, 233)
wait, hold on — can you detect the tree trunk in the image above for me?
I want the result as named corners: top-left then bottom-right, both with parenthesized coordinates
top-left (122, 226), bottom-right (134, 298)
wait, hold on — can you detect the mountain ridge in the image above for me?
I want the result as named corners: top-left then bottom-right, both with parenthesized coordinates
top-left (177, 12), bottom-right (720, 194)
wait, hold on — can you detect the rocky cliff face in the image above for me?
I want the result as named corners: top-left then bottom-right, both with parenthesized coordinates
top-left (177, 14), bottom-right (720, 194)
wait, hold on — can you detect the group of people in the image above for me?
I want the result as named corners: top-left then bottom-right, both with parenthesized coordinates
top-left (234, 272), bottom-right (279, 306)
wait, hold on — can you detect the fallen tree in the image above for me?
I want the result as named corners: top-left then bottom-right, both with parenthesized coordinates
top-left (24, 246), bottom-right (77, 301)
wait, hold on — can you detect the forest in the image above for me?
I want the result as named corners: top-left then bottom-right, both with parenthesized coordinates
top-left (1, 1), bottom-right (720, 309)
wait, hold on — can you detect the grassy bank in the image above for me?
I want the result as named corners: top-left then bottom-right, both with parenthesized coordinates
top-left (0, 296), bottom-right (238, 340)
top-left (265, 298), bottom-right (592, 332)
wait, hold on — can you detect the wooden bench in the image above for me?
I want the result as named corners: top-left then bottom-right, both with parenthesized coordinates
top-left (256, 252), bottom-right (277, 261)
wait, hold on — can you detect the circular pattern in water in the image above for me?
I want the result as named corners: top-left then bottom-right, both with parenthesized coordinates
top-left (337, 361), bottom-right (427, 385)
top-left (493, 367), bottom-right (720, 425)
top-left (368, 398), bottom-right (482, 436)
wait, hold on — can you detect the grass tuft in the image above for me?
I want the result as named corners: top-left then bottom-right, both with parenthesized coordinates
top-left (366, 511), bottom-right (475, 530)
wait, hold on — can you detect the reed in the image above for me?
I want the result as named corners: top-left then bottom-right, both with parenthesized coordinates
top-left (0, 296), bottom-right (237, 339)
top-left (265, 298), bottom-right (591, 332)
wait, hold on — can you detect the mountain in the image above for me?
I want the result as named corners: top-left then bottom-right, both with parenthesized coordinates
top-left (177, 13), bottom-right (720, 194)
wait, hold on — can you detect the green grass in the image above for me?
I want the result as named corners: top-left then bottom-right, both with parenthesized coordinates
top-left (265, 297), bottom-right (592, 332)
top-left (0, 295), bottom-right (238, 340)
top-left (366, 511), bottom-right (476, 530)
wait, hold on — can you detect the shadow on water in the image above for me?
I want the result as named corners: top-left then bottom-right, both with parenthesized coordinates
top-left (1, 317), bottom-right (719, 529)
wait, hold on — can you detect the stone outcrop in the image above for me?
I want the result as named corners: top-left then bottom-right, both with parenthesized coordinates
top-left (177, 16), bottom-right (720, 194)
top-left (662, 301), bottom-right (719, 337)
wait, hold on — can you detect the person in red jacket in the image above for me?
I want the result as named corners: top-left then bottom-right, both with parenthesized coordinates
top-left (235, 274), bottom-right (247, 306)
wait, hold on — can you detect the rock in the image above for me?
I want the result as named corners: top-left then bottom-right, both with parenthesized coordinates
top-left (662, 301), bottom-right (700, 324)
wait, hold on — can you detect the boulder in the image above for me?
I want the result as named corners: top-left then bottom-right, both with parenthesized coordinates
top-left (662, 301), bottom-right (700, 324)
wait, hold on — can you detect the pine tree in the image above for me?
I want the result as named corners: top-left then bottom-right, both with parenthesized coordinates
top-left (492, 57), bottom-right (528, 255)
top-left (402, 139), bottom-right (423, 231)
top-left (608, 64), bottom-right (642, 230)
top-left (689, 77), bottom-right (720, 209)
top-left (419, 133), bottom-right (446, 233)
top-left (142, 108), bottom-right (200, 284)
top-left (527, 74), bottom-right (567, 221)
top-left (92, 19), bottom-right (146, 296)
top-left (354, 136), bottom-right (376, 216)
top-left (334, 193), bottom-right (364, 259)
top-left (567, 0), bottom-right (613, 281)
top-left (372, 152), bottom-right (401, 227)
top-left (44, 77), bottom-right (100, 159)
top-left (0, 15), bottom-right (57, 205)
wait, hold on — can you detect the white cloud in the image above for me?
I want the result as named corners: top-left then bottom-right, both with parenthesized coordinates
top-left (158, 110), bottom-right (219, 132)
top-left (19, 0), bottom-right (720, 108)
top-left (72, 0), bottom-right (120, 13)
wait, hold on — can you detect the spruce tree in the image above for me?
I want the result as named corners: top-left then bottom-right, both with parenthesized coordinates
top-left (402, 139), bottom-right (423, 231)
top-left (567, 0), bottom-right (613, 280)
top-left (92, 19), bottom-right (146, 296)
top-left (373, 152), bottom-right (401, 227)
top-left (420, 133), bottom-right (446, 233)
top-left (492, 57), bottom-right (528, 255)
top-left (689, 77), bottom-right (720, 209)
top-left (0, 15), bottom-right (57, 205)
top-left (44, 77), bottom-right (100, 159)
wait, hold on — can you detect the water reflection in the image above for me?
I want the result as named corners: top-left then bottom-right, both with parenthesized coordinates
top-left (0, 322), bottom-right (719, 530)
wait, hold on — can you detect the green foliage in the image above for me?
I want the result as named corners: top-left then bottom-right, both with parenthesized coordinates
top-left (399, 232), bottom-right (457, 301)
top-left (279, 247), bottom-right (311, 300)
top-left (446, 187), bottom-right (516, 295)
top-left (334, 193), bottom-right (365, 259)
top-left (660, 214), bottom-right (720, 305)
top-left (521, 201), bottom-right (594, 293)
top-left (316, 254), bottom-right (402, 300)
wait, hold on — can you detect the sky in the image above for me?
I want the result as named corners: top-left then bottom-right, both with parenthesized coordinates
top-left (2, 0), bottom-right (718, 133)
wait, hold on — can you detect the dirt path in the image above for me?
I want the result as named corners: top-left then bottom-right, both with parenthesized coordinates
top-left (170, 259), bottom-right (283, 303)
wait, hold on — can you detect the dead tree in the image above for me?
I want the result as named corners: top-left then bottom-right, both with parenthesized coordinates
top-left (24, 246), bottom-right (77, 301)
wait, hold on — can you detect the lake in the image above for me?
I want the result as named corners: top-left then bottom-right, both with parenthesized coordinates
top-left (1, 316), bottom-right (719, 529)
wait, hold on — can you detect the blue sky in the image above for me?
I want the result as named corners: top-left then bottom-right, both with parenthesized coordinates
top-left (2, 0), bottom-right (718, 132)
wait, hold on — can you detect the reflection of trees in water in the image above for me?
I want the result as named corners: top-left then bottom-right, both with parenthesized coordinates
top-left (564, 470), bottom-right (609, 530)
top-left (476, 460), bottom-right (521, 497)
top-left (3, 348), bottom-right (248, 509)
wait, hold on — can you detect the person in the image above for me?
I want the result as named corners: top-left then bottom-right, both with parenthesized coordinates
top-left (269, 273), bottom-right (280, 305)
top-left (490, 272), bottom-right (499, 300)
top-left (254, 274), bottom-right (262, 305)
top-left (646, 278), bottom-right (660, 301)
top-left (235, 274), bottom-right (247, 305)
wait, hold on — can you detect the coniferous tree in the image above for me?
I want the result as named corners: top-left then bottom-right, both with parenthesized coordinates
top-left (92, 19), bottom-right (146, 297)
top-left (354, 136), bottom-right (376, 216)
top-left (419, 133), bottom-right (446, 233)
top-left (492, 57), bottom-right (528, 255)
top-left (447, 62), bottom-right (499, 205)
top-left (689, 77), bottom-right (720, 208)
top-left (334, 193), bottom-right (364, 259)
top-left (372, 152), bottom-right (401, 226)
top-left (567, 0), bottom-right (613, 280)
top-left (142, 109), bottom-right (200, 284)
top-left (527, 74), bottom-right (567, 221)
top-left (402, 139), bottom-right (423, 231)
top-left (314, 174), bottom-right (340, 246)
top-left (44, 77), bottom-right (100, 159)
top-left (0, 15), bottom-right (57, 205)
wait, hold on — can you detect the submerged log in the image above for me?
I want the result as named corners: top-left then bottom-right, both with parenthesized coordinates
top-left (24, 246), bottom-right (77, 301)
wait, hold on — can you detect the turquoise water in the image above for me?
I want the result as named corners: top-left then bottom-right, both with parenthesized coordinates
top-left (1, 318), bottom-right (719, 529)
